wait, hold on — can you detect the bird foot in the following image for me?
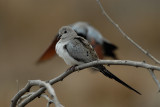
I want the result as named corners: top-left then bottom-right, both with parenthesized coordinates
top-left (67, 65), bottom-right (78, 71)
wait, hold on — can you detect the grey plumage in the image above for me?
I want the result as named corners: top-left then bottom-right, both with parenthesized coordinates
top-left (56, 26), bottom-right (141, 95)
top-left (64, 37), bottom-right (98, 63)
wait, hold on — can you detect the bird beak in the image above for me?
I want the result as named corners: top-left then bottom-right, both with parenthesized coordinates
top-left (57, 34), bottom-right (62, 40)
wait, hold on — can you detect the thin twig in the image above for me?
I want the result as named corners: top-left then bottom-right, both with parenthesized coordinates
top-left (16, 80), bottom-right (19, 92)
top-left (11, 60), bottom-right (160, 107)
top-left (23, 80), bottom-right (63, 107)
top-left (96, 0), bottom-right (160, 64)
top-left (11, 80), bottom-right (64, 107)
top-left (149, 69), bottom-right (160, 92)
top-left (17, 92), bottom-right (34, 105)
top-left (40, 94), bottom-right (54, 107)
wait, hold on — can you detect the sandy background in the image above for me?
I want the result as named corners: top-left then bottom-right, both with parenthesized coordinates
top-left (0, 0), bottom-right (160, 107)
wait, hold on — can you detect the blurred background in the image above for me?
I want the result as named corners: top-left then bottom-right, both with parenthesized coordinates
top-left (0, 0), bottom-right (160, 107)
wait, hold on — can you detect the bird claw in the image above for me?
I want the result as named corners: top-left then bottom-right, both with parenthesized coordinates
top-left (67, 65), bottom-right (78, 71)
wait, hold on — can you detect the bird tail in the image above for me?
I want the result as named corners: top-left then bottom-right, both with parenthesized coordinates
top-left (95, 65), bottom-right (141, 95)
top-left (102, 40), bottom-right (118, 59)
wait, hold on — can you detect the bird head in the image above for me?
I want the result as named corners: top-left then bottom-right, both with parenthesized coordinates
top-left (58, 26), bottom-right (77, 40)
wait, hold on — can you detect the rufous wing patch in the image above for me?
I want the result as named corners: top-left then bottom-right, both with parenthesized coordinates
top-left (37, 38), bottom-right (58, 63)
top-left (90, 38), bottom-right (104, 59)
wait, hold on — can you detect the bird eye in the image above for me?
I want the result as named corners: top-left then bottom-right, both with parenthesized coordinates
top-left (64, 30), bottom-right (67, 33)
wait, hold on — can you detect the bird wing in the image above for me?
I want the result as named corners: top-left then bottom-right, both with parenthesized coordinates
top-left (64, 37), bottom-right (98, 63)
top-left (37, 34), bottom-right (58, 63)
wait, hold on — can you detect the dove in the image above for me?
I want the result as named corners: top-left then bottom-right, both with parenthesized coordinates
top-left (56, 26), bottom-right (141, 95)
top-left (38, 22), bottom-right (117, 62)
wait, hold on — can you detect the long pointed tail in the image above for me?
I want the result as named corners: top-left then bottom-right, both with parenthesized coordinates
top-left (95, 65), bottom-right (141, 95)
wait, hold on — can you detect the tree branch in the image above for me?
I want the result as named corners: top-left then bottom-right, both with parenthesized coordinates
top-left (11, 80), bottom-right (64, 107)
top-left (26, 80), bottom-right (63, 107)
top-left (11, 60), bottom-right (160, 107)
top-left (40, 94), bottom-right (54, 107)
top-left (149, 69), bottom-right (160, 92)
top-left (96, 0), bottom-right (160, 64)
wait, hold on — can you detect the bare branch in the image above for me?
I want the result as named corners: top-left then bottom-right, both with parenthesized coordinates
top-left (16, 80), bottom-right (19, 92)
top-left (149, 69), bottom-right (160, 92)
top-left (17, 92), bottom-right (34, 105)
top-left (11, 60), bottom-right (160, 107)
top-left (40, 94), bottom-right (54, 107)
top-left (96, 0), bottom-right (160, 64)
top-left (76, 60), bottom-right (160, 71)
top-left (20, 93), bottom-right (54, 107)
top-left (11, 80), bottom-right (64, 107)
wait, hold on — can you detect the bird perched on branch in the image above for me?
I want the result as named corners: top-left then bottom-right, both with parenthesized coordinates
top-left (55, 26), bottom-right (141, 95)
top-left (38, 22), bottom-right (117, 62)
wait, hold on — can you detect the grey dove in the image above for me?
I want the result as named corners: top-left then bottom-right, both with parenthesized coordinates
top-left (56, 26), bottom-right (141, 95)
top-left (38, 21), bottom-right (117, 62)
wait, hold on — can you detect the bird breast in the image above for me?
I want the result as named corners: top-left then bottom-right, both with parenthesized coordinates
top-left (56, 41), bottom-right (83, 66)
